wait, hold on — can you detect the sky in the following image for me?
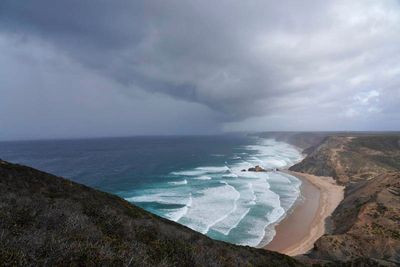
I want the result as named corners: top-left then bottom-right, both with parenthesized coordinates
top-left (1, 0), bottom-right (400, 140)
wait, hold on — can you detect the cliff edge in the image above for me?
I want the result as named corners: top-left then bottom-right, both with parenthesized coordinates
top-left (289, 135), bottom-right (400, 265)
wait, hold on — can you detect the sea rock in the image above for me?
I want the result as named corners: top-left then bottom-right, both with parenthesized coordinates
top-left (241, 169), bottom-right (247, 172)
top-left (248, 165), bottom-right (266, 172)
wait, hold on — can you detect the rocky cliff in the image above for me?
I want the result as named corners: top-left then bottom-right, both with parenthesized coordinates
top-left (289, 134), bottom-right (400, 265)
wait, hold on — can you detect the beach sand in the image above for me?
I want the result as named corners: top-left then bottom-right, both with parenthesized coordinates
top-left (264, 171), bottom-right (344, 256)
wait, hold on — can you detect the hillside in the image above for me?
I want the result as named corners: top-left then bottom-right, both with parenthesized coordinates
top-left (289, 135), bottom-right (400, 265)
top-left (0, 159), bottom-right (301, 267)
top-left (290, 135), bottom-right (400, 184)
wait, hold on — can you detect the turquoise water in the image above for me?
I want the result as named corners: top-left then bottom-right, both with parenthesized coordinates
top-left (0, 135), bottom-right (302, 247)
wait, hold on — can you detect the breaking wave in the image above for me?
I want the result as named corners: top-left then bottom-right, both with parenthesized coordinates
top-left (126, 138), bottom-right (303, 247)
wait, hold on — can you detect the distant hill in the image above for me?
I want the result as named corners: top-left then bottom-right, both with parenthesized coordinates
top-left (0, 159), bottom-right (301, 266)
top-left (288, 134), bottom-right (400, 265)
top-left (290, 135), bottom-right (400, 184)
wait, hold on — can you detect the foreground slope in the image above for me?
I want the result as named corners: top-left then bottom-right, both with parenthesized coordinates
top-left (0, 159), bottom-right (301, 267)
top-left (289, 135), bottom-right (400, 265)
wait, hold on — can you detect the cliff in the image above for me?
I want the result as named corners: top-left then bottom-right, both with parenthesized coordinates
top-left (290, 135), bottom-right (400, 184)
top-left (289, 135), bottom-right (400, 265)
top-left (0, 159), bottom-right (301, 267)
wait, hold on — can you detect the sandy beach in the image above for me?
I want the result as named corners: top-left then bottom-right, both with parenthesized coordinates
top-left (264, 171), bottom-right (344, 256)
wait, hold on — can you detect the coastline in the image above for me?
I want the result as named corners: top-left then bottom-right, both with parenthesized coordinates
top-left (264, 170), bottom-right (344, 256)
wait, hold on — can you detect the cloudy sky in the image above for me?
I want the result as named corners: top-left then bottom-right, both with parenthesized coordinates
top-left (1, 0), bottom-right (399, 140)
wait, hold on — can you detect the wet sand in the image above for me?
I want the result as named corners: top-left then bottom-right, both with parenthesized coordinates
top-left (264, 171), bottom-right (344, 256)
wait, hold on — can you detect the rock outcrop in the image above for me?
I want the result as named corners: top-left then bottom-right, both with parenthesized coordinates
top-left (248, 165), bottom-right (267, 172)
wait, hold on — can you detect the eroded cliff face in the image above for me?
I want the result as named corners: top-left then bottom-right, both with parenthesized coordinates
top-left (0, 160), bottom-right (302, 267)
top-left (312, 172), bottom-right (400, 264)
top-left (289, 135), bottom-right (400, 265)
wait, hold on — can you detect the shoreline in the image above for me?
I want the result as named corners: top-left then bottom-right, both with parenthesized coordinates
top-left (264, 171), bottom-right (344, 256)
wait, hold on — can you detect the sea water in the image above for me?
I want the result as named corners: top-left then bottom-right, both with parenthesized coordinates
top-left (0, 135), bottom-right (303, 247)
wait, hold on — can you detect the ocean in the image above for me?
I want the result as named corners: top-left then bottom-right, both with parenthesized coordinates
top-left (0, 135), bottom-right (303, 247)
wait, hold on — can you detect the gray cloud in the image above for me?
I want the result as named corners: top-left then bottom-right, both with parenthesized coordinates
top-left (1, 0), bottom-right (400, 139)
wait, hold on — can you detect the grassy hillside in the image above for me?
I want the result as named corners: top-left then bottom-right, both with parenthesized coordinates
top-left (0, 159), bottom-right (302, 267)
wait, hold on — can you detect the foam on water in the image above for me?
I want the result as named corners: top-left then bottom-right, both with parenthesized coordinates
top-left (168, 179), bottom-right (188, 185)
top-left (194, 175), bottom-right (212, 180)
top-left (171, 170), bottom-right (207, 176)
top-left (222, 173), bottom-right (238, 178)
top-left (126, 191), bottom-right (189, 206)
top-left (171, 166), bottom-right (229, 177)
top-left (196, 166), bottom-right (230, 173)
top-left (211, 181), bottom-right (254, 235)
top-left (125, 138), bottom-right (303, 247)
top-left (163, 194), bottom-right (193, 221)
top-left (178, 183), bottom-right (241, 234)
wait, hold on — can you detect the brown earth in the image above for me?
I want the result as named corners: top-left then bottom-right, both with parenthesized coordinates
top-left (287, 134), bottom-right (400, 265)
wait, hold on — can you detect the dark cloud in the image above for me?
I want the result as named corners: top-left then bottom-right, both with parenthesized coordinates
top-left (0, 0), bottom-right (399, 139)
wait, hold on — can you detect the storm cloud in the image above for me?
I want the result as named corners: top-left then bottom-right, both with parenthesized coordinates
top-left (1, 0), bottom-right (399, 139)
